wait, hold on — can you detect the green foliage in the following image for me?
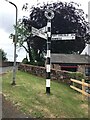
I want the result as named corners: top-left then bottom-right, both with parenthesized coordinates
top-left (27, 60), bottom-right (45, 67)
top-left (16, 19), bottom-right (31, 47)
top-left (0, 49), bottom-right (8, 61)
top-left (22, 57), bottom-right (28, 64)
top-left (68, 72), bottom-right (84, 81)
top-left (66, 72), bottom-right (84, 89)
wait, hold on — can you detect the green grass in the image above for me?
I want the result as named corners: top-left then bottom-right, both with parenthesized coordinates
top-left (2, 71), bottom-right (88, 118)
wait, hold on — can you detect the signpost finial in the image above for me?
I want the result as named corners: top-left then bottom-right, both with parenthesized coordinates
top-left (44, 9), bottom-right (54, 20)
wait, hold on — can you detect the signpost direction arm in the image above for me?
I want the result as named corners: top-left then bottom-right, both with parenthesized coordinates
top-left (32, 27), bottom-right (47, 40)
top-left (52, 34), bottom-right (75, 40)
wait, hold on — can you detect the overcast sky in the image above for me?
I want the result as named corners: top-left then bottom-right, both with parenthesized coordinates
top-left (0, 0), bottom-right (90, 62)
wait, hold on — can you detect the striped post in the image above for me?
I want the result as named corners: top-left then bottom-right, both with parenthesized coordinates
top-left (44, 9), bottom-right (54, 94)
top-left (46, 19), bottom-right (51, 94)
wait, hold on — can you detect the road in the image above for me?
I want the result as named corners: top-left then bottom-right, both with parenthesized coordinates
top-left (0, 66), bottom-right (13, 119)
top-left (0, 66), bottom-right (13, 75)
top-left (0, 66), bottom-right (30, 119)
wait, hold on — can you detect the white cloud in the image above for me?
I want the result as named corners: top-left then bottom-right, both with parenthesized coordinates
top-left (0, 29), bottom-right (12, 44)
top-left (0, 29), bottom-right (26, 62)
top-left (0, 29), bottom-right (13, 60)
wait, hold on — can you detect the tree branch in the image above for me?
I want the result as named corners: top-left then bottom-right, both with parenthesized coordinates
top-left (22, 45), bottom-right (29, 53)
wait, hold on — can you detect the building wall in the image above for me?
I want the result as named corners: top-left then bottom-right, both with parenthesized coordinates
top-left (51, 63), bottom-right (78, 72)
top-left (78, 65), bottom-right (90, 77)
top-left (78, 65), bottom-right (86, 75)
top-left (51, 64), bottom-right (61, 70)
top-left (52, 63), bottom-right (86, 74)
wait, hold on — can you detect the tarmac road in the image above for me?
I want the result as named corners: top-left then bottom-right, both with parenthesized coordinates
top-left (0, 66), bottom-right (31, 119)
top-left (2, 95), bottom-right (30, 119)
top-left (0, 66), bottom-right (13, 74)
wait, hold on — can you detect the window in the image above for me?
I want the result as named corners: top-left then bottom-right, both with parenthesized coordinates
top-left (85, 67), bottom-right (90, 76)
top-left (61, 66), bottom-right (77, 72)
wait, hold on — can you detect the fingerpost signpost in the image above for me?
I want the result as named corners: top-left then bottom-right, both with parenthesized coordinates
top-left (31, 9), bottom-right (75, 94)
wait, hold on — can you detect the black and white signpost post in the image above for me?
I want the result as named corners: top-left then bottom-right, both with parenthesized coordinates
top-left (31, 9), bottom-right (75, 94)
top-left (45, 10), bottom-right (54, 94)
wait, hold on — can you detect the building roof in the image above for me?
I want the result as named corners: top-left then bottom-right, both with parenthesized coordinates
top-left (51, 54), bottom-right (90, 64)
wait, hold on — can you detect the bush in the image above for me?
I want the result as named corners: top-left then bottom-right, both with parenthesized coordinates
top-left (22, 57), bottom-right (28, 64)
top-left (26, 61), bottom-right (45, 67)
top-left (68, 72), bottom-right (84, 81)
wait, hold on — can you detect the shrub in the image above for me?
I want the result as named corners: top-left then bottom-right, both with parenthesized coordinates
top-left (22, 57), bottom-right (28, 64)
top-left (68, 72), bottom-right (84, 81)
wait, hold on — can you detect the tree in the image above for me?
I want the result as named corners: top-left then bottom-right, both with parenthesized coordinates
top-left (0, 49), bottom-right (8, 61)
top-left (10, 20), bottom-right (35, 63)
top-left (14, 1), bottom-right (89, 64)
top-left (22, 55), bottom-right (28, 64)
top-left (14, 19), bottom-right (45, 65)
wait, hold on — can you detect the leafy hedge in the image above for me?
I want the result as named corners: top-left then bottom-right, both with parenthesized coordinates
top-left (66, 72), bottom-right (84, 81)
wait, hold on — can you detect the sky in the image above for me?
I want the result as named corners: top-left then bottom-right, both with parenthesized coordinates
top-left (0, 0), bottom-right (90, 62)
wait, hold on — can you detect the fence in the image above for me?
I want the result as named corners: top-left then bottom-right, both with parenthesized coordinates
top-left (70, 79), bottom-right (90, 99)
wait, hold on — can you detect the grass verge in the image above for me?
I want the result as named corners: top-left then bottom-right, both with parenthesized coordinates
top-left (2, 70), bottom-right (88, 118)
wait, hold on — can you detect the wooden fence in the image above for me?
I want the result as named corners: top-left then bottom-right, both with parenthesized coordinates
top-left (70, 79), bottom-right (90, 99)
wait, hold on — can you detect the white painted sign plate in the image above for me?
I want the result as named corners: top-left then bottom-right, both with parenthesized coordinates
top-left (32, 27), bottom-right (47, 40)
top-left (52, 34), bottom-right (75, 40)
top-left (32, 27), bottom-right (75, 40)
top-left (39, 26), bottom-right (47, 33)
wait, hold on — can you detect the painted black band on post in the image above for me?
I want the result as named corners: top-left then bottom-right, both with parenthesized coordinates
top-left (47, 57), bottom-right (50, 64)
top-left (46, 72), bottom-right (51, 79)
top-left (46, 87), bottom-right (50, 94)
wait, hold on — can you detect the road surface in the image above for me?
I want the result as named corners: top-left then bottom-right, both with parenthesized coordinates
top-left (0, 66), bottom-right (13, 74)
top-left (0, 66), bottom-right (31, 119)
